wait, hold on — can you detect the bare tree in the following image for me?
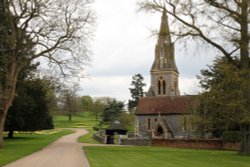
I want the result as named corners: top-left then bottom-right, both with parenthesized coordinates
top-left (0, 0), bottom-right (94, 147)
top-left (60, 84), bottom-right (81, 122)
top-left (138, 0), bottom-right (250, 154)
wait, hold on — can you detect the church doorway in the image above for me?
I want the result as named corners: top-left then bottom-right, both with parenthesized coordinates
top-left (155, 126), bottom-right (164, 136)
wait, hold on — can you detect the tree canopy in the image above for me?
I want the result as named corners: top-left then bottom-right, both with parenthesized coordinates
top-left (102, 100), bottom-right (124, 124)
top-left (81, 95), bottom-right (93, 112)
top-left (4, 78), bottom-right (54, 138)
top-left (195, 58), bottom-right (249, 137)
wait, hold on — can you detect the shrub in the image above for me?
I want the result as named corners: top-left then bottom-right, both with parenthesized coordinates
top-left (223, 131), bottom-right (241, 142)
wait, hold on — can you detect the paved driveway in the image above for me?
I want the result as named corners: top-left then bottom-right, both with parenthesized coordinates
top-left (4, 129), bottom-right (90, 167)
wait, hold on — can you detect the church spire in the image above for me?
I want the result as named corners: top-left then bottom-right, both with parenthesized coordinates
top-left (151, 8), bottom-right (178, 73)
top-left (159, 8), bottom-right (170, 36)
top-left (147, 8), bottom-right (180, 97)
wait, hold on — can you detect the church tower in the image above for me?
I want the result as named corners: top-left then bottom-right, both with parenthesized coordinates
top-left (148, 9), bottom-right (180, 96)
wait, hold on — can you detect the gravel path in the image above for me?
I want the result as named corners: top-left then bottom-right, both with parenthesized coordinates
top-left (4, 128), bottom-right (90, 167)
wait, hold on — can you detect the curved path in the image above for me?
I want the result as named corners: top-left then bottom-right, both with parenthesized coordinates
top-left (4, 128), bottom-right (90, 167)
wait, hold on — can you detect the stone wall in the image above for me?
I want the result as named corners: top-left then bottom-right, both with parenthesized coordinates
top-left (223, 142), bottom-right (240, 151)
top-left (136, 114), bottom-right (192, 138)
top-left (152, 139), bottom-right (240, 150)
top-left (93, 131), bottom-right (105, 143)
top-left (121, 138), bottom-right (151, 146)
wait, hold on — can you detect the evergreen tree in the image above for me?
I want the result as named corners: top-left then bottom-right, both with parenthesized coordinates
top-left (102, 100), bottom-right (124, 123)
top-left (195, 58), bottom-right (249, 139)
top-left (4, 78), bottom-right (54, 138)
top-left (128, 74), bottom-right (146, 110)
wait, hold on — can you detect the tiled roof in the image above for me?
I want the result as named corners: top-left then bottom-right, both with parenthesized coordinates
top-left (135, 95), bottom-right (197, 115)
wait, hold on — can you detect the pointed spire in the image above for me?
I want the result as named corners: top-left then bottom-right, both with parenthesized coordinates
top-left (147, 6), bottom-right (180, 97)
top-left (159, 8), bottom-right (170, 36)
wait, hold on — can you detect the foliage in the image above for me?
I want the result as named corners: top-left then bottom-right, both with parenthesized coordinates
top-left (81, 95), bottom-right (94, 112)
top-left (92, 100), bottom-right (106, 121)
top-left (4, 78), bottom-right (54, 138)
top-left (128, 74), bottom-right (146, 110)
top-left (102, 100), bottom-right (124, 124)
top-left (223, 131), bottom-right (241, 142)
top-left (84, 146), bottom-right (250, 167)
top-left (119, 112), bottom-right (135, 131)
top-left (195, 58), bottom-right (249, 138)
top-left (0, 129), bottom-right (72, 166)
top-left (91, 97), bottom-right (115, 121)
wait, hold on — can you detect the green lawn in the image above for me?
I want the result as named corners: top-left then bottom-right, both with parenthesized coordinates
top-left (84, 146), bottom-right (250, 167)
top-left (0, 129), bottom-right (72, 166)
top-left (53, 112), bottom-right (101, 144)
top-left (53, 112), bottom-right (99, 129)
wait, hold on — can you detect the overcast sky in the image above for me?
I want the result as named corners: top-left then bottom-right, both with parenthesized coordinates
top-left (79, 0), bottom-right (216, 102)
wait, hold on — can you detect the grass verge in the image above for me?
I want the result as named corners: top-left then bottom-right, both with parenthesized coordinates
top-left (78, 128), bottom-right (101, 144)
top-left (84, 146), bottom-right (250, 167)
top-left (0, 129), bottom-right (73, 166)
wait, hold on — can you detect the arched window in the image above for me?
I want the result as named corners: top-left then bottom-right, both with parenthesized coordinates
top-left (183, 117), bottom-right (187, 131)
top-left (158, 80), bottom-right (161, 95)
top-left (157, 76), bottom-right (166, 95)
top-left (162, 80), bottom-right (166, 95)
top-left (148, 118), bottom-right (151, 130)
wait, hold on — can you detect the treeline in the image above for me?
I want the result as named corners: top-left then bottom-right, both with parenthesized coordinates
top-left (4, 65), bottom-right (138, 138)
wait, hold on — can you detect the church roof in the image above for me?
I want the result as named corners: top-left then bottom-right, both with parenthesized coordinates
top-left (135, 95), bottom-right (197, 115)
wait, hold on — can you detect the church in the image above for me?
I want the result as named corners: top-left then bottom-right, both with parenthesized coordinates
top-left (135, 9), bottom-right (196, 139)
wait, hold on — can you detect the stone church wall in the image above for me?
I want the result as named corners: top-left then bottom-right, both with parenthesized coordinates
top-left (136, 114), bottom-right (192, 138)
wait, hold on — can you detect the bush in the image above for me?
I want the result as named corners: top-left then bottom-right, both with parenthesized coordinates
top-left (93, 126), bottom-right (99, 131)
top-left (223, 131), bottom-right (241, 142)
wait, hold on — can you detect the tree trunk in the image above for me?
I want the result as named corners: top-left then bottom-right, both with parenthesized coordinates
top-left (8, 130), bottom-right (13, 139)
top-left (0, 111), bottom-right (6, 148)
top-left (240, 125), bottom-right (250, 154)
top-left (68, 112), bottom-right (72, 121)
top-left (0, 62), bottom-right (20, 148)
top-left (238, 0), bottom-right (250, 155)
top-left (0, 93), bottom-right (14, 148)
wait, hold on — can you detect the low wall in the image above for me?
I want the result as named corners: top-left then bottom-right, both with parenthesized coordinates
top-left (223, 142), bottom-right (240, 150)
top-left (152, 139), bottom-right (240, 150)
top-left (93, 132), bottom-right (105, 143)
top-left (121, 138), bottom-right (151, 146)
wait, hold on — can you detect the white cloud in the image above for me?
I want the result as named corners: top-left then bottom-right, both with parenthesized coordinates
top-left (78, 0), bottom-right (216, 101)
top-left (80, 75), bottom-right (133, 101)
top-left (179, 77), bottom-right (201, 95)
